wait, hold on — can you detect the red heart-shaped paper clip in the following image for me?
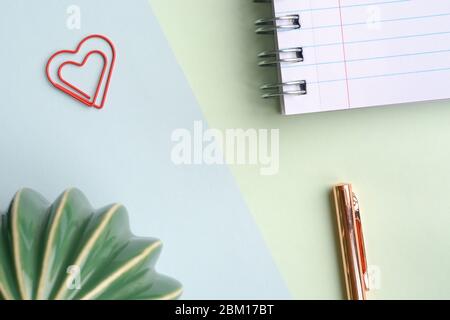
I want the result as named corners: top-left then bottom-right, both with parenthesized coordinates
top-left (46, 34), bottom-right (116, 109)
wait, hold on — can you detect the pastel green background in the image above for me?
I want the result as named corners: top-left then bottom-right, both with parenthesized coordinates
top-left (149, 0), bottom-right (450, 299)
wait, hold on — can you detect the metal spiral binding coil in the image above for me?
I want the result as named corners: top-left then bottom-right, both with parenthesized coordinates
top-left (258, 47), bottom-right (304, 67)
top-left (260, 80), bottom-right (307, 99)
top-left (255, 15), bottom-right (300, 34)
top-left (255, 0), bottom-right (307, 98)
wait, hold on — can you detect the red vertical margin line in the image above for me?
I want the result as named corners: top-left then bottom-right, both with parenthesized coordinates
top-left (338, 0), bottom-right (351, 108)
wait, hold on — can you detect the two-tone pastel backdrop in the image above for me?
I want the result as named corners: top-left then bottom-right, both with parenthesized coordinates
top-left (1, 0), bottom-right (449, 299)
top-left (149, 0), bottom-right (450, 299)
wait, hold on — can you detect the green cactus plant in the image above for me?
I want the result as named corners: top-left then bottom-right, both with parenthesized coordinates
top-left (0, 188), bottom-right (182, 300)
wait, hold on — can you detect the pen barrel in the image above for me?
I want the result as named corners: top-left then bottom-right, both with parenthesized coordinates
top-left (333, 184), bottom-right (367, 300)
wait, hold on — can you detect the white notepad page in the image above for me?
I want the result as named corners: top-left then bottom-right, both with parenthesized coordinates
top-left (274, 0), bottom-right (450, 115)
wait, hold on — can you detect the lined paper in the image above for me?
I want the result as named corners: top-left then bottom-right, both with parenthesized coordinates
top-left (273, 0), bottom-right (450, 115)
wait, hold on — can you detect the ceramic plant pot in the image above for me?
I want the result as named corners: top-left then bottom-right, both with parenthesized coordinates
top-left (0, 188), bottom-right (182, 300)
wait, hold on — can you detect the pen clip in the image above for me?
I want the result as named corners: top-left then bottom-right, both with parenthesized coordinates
top-left (353, 193), bottom-right (369, 291)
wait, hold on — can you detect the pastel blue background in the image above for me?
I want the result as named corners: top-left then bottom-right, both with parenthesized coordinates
top-left (0, 0), bottom-right (289, 299)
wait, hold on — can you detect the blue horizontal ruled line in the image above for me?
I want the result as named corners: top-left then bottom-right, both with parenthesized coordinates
top-left (282, 48), bottom-right (450, 69)
top-left (302, 31), bottom-right (450, 49)
top-left (306, 67), bottom-right (450, 85)
top-left (276, 0), bottom-right (410, 15)
top-left (299, 12), bottom-right (450, 31)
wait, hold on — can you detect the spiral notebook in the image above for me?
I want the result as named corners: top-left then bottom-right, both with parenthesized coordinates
top-left (256, 0), bottom-right (450, 115)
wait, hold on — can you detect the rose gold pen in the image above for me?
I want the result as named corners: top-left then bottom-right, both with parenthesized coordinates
top-left (333, 183), bottom-right (369, 300)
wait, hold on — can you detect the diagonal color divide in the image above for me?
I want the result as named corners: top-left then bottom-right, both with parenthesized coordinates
top-left (149, 0), bottom-right (450, 299)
